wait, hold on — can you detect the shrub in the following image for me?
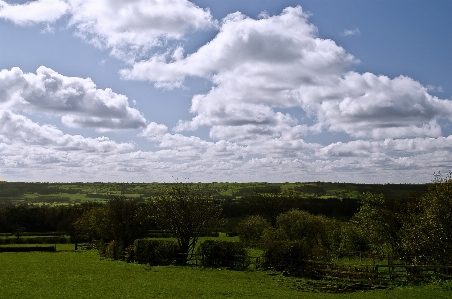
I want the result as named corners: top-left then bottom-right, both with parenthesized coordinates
top-left (133, 239), bottom-right (178, 266)
top-left (236, 215), bottom-right (271, 248)
top-left (261, 240), bottom-right (311, 272)
top-left (105, 240), bottom-right (123, 260)
top-left (197, 240), bottom-right (249, 270)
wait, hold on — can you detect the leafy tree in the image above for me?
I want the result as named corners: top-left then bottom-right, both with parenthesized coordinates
top-left (155, 182), bottom-right (222, 264)
top-left (260, 209), bottom-right (332, 260)
top-left (246, 191), bottom-right (295, 226)
top-left (352, 192), bottom-right (415, 257)
top-left (276, 209), bottom-right (327, 248)
top-left (402, 172), bottom-right (452, 264)
top-left (75, 196), bottom-right (152, 249)
top-left (74, 205), bottom-right (107, 242)
top-left (236, 215), bottom-right (271, 248)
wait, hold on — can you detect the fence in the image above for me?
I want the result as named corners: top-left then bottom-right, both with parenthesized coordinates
top-left (298, 261), bottom-right (452, 283)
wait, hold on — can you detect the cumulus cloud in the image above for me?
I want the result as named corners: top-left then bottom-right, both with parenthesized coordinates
top-left (122, 6), bottom-right (452, 141)
top-left (317, 136), bottom-right (452, 158)
top-left (0, 0), bottom-right (68, 25)
top-left (139, 122), bottom-right (168, 137)
top-left (0, 109), bottom-right (135, 152)
top-left (308, 72), bottom-right (452, 138)
top-left (67, 0), bottom-right (217, 61)
top-left (0, 66), bottom-right (146, 131)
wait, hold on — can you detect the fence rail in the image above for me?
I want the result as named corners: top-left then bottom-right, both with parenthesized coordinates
top-left (301, 261), bottom-right (452, 283)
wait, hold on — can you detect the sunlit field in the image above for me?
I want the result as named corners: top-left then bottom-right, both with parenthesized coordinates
top-left (1, 251), bottom-right (451, 299)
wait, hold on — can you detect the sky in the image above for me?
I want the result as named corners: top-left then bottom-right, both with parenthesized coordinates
top-left (0, 0), bottom-right (452, 183)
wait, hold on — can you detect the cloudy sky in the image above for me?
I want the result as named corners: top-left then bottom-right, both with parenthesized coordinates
top-left (1, 0), bottom-right (451, 183)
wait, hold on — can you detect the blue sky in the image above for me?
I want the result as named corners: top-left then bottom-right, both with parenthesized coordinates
top-left (0, 0), bottom-right (451, 183)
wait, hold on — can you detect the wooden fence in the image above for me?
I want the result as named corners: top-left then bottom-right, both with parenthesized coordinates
top-left (301, 261), bottom-right (452, 283)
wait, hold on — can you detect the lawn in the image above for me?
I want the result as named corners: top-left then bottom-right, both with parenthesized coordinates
top-left (0, 251), bottom-right (450, 299)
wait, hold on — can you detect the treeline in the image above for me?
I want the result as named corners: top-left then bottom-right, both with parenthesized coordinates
top-left (0, 203), bottom-right (97, 234)
top-left (237, 173), bottom-right (452, 266)
top-left (221, 195), bottom-right (360, 223)
top-left (0, 194), bottom-right (360, 235)
top-left (1, 177), bottom-right (449, 268)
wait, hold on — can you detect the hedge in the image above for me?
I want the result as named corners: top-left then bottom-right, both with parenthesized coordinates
top-left (133, 239), bottom-right (179, 266)
top-left (262, 241), bottom-right (311, 271)
top-left (0, 236), bottom-right (69, 245)
top-left (197, 240), bottom-right (249, 270)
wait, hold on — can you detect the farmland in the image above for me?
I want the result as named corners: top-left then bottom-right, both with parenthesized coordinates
top-left (0, 181), bottom-right (429, 205)
top-left (0, 180), bottom-right (450, 298)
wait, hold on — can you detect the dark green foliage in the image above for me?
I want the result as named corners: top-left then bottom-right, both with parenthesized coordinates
top-left (0, 236), bottom-right (69, 245)
top-left (75, 196), bottom-right (153, 248)
top-left (105, 240), bottom-right (122, 260)
top-left (133, 239), bottom-right (179, 266)
top-left (197, 240), bottom-right (249, 270)
top-left (155, 182), bottom-right (222, 264)
top-left (336, 223), bottom-right (370, 255)
top-left (0, 246), bottom-right (56, 252)
top-left (262, 241), bottom-right (310, 271)
top-left (352, 192), bottom-right (416, 257)
top-left (0, 203), bottom-right (90, 234)
top-left (236, 215), bottom-right (271, 248)
top-left (402, 172), bottom-right (452, 264)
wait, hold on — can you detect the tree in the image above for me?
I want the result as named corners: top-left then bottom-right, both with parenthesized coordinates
top-left (75, 196), bottom-right (152, 249)
top-left (402, 172), bottom-right (452, 264)
top-left (246, 191), bottom-right (295, 227)
top-left (275, 209), bottom-right (328, 249)
top-left (352, 192), bottom-right (415, 257)
top-left (260, 209), bottom-right (332, 260)
top-left (155, 182), bottom-right (222, 264)
top-left (236, 215), bottom-right (271, 248)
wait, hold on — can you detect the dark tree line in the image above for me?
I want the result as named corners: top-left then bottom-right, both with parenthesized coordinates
top-left (220, 193), bottom-right (360, 222)
top-left (0, 203), bottom-right (97, 234)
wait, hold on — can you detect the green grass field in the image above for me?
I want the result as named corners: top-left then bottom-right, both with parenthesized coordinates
top-left (0, 251), bottom-right (450, 299)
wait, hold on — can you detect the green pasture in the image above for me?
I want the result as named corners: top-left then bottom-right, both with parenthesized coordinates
top-left (0, 181), bottom-right (430, 206)
top-left (0, 251), bottom-right (450, 299)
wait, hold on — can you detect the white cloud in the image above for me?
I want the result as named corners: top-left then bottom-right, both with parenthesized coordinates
top-left (0, 66), bottom-right (146, 131)
top-left (67, 0), bottom-right (217, 61)
top-left (342, 27), bottom-right (360, 36)
top-left (317, 136), bottom-right (452, 158)
top-left (0, 109), bottom-right (135, 152)
top-left (123, 7), bottom-right (355, 141)
top-left (0, 0), bottom-right (68, 25)
top-left (122, 6), bottom-right (452, 141)
top-left (308, 72), bottom-right (452, 138)
top-left (139, 122), bottom-right (168, 137)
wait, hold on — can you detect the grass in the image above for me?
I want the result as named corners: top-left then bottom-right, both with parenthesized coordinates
top-left (0, 251), bottom-right (451, 299)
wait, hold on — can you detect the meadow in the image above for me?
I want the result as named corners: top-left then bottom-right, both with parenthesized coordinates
top-left (1, 250), bottom-right (451, 299)
top-left (0, 181), bottom-right (429, 205)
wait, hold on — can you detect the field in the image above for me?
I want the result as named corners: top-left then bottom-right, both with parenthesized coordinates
top-left (1, 251), bottom-right (451, 299)
top-left (0, 181), bottom-right (429, 205)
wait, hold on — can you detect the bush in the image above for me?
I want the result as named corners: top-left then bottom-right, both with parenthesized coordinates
top-left (197, 240), bottom-right (249, 270)
top-left (236, 215), bottom-right (271, 248)
top-left (262, 240), bottom-right (311, 271)
top-left (133, 239), bottom-right (178, 266)
top-left (105, 240), bottom-right (123, 260)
